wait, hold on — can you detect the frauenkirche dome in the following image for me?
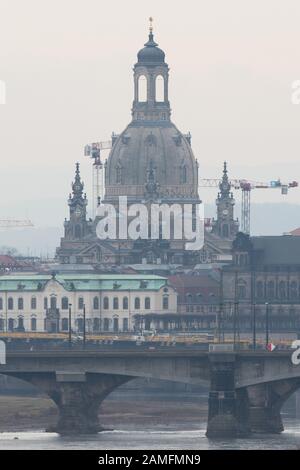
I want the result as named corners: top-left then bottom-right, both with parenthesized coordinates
top-left (104, 24), bottom-right (199, 205)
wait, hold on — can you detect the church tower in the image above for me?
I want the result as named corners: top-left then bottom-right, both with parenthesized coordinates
top-left (132, 18), bottom-right (170, 123)
top-left (63, 163), bottom-right (90, 240)
top-left (211, 162), bottom-right (239, 239)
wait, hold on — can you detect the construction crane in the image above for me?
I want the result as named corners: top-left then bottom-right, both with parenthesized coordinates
top-left (84, 140), bottom-right (112, 217)
top-left (0, 219), bottom-right (34, 229)
top-left (199, 177), bottom-right (298, 235)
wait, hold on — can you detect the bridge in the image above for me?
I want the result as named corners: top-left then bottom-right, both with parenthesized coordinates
top-left (0, 348), bottom-right (300, 437)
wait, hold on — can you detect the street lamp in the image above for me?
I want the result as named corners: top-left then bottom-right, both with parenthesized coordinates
top-left (252, 302), bottom-right (256, 350)
top-left (68, 303), bottom-right (72, 348)
top-left (265, 302), bottom-right (269, 349)
top-left (233, 301), bottom-right (238, 350)
top-left (83, 304), bottom-right (86, 348)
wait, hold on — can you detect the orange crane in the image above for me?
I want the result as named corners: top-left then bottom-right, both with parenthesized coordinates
top-left (199, 177), bottom-right (298, 234)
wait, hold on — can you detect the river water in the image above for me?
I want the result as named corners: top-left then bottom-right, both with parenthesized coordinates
top-left (0, 418), bottom-right (300, 450)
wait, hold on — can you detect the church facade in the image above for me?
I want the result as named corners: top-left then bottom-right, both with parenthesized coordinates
top-left (56, 27), bottom-right (239, 267)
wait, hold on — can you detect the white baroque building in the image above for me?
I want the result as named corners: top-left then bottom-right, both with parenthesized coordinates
top-left (0, 273), bottom-right (177, 333)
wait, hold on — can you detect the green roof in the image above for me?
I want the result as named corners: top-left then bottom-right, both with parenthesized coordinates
top-left (0, 274), bottom-right (167, 292)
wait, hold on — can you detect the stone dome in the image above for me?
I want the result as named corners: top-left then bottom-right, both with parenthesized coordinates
top-left (137, 33), bottom-right (165, 65)
top-left (104, 30), bottom-right (199, 205)
top-left (105, 122), bottom-right (199, 203)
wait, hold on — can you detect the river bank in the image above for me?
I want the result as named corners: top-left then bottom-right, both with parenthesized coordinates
top-left (0, 391), bottom-right (208, 433)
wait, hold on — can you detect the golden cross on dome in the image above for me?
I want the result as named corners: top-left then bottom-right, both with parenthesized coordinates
top-left (149, 16), bottom-right (153, 33)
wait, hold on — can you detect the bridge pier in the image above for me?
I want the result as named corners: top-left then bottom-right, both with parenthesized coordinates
top-left (246, 383), bottom-right (285, 434)
top-left (206, 354), bottom-right (250, 438)
top-left (49, 373), bottom-right (130, 434)
top-left (50, 381), bottom-right (104, 434)
top-left (16, 371), bottom-right (131, 435)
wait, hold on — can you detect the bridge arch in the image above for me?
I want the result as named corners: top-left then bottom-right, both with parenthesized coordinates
top-left (0, 371), bottom-right (131, 434)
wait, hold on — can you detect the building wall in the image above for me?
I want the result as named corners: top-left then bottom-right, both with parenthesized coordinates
top-left (0, 278), bottom-right (177, 333)
top-left (222, 268), bottom-right (300, 331)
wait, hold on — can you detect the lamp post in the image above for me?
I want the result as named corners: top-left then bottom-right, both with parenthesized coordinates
top-left (68, 303), bottom-right (72, 348)
top-left (83, 304), bottom-right (86, 349)
top-left (265, 302), bottom-right (269, 349)
top-left (253, 302), bottom-right (256, 350)
top-left (233, 301), bottom-right (238, 350)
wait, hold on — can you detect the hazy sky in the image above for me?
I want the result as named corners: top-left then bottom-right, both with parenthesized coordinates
top-left (0, 0), bottom-right (300, 229)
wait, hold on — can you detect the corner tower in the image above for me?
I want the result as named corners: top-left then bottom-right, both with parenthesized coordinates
top-left (62, 163), bottom-right (92, 241)
top-left (211, 162), bottom-right (239, 239)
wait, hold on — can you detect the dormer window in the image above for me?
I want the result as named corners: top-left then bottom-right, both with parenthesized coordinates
top-left (180, 164), bottom-right (187, 184)
top-left (116, 165), bottom-right (122, 184)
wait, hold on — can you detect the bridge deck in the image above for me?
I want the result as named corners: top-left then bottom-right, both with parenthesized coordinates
top-left (5, 349), bottom-right (292, 358)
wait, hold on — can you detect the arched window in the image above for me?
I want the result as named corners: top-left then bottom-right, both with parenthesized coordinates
top-left (116, 164), bottom-right (122, 184)
top-left (237, 280), bottom-right (246, 300)
top-left (123, 318), bottom-right (129, 332)
top-left (8, 297), bottom-right (13, 310)
top-left (279, 281), bottom-right (286, 300)
top-left (113, 297), bottom-right (119, 310)
top-left (93, 296), bottom-right (99, 310)
top-left (93, 318), bottom-right (100, 332)
top-left (61, 297), bottom-right (69, 310)
top-left (290, 281), bottom-right (298, 300)
top-left (222, 225), bottom-right (229, 238)
top-left (50, 296), bottom-right (57, 310)
top-left (180, 165), bottom-right (187, 184)
top-left (78, 297), bottom-right (84, 310)
top-left (267, 281), bottom-right (275, 300)
top-left (134, 297), bottom-right (140, 309)
top-left (113, 317), bottom-right (119, 332)
top-left (103, 318), bottom-right (109, 331)
top-left (18, 297), bottom-right (24, 310)
top-left (8, 318), bottom-right (14, 331)
top-left (103, 297), bottom-right (109, 310)
top-left (123, 297), bottom-right (128, 309)
top-left (138, 75), bottom-right (147, 102)
top-left (62, 318), bottom-right (69, 331)
top-left (186, 293), bottom-right (193, 304)
top-left (77, 318), bottom-right (84, 332)
top-left (31, 317), bottom-right (37, 331)
top-left (145, 297), bottom-right (151, 309)
top-left (155, 75), bottom-right (164, 102)
top-left (75, 225), bottom-right (82, 239)
top-left (256, 281), bottom-right (264, 299)
top-left (18, 317), bottom-right (24, 330)
top-left (0, 298), bottom-right (3, 310)
top-left (163, 296), bottom-right (169, 310)
top-left (31, 296), bottom-right (37, 310)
